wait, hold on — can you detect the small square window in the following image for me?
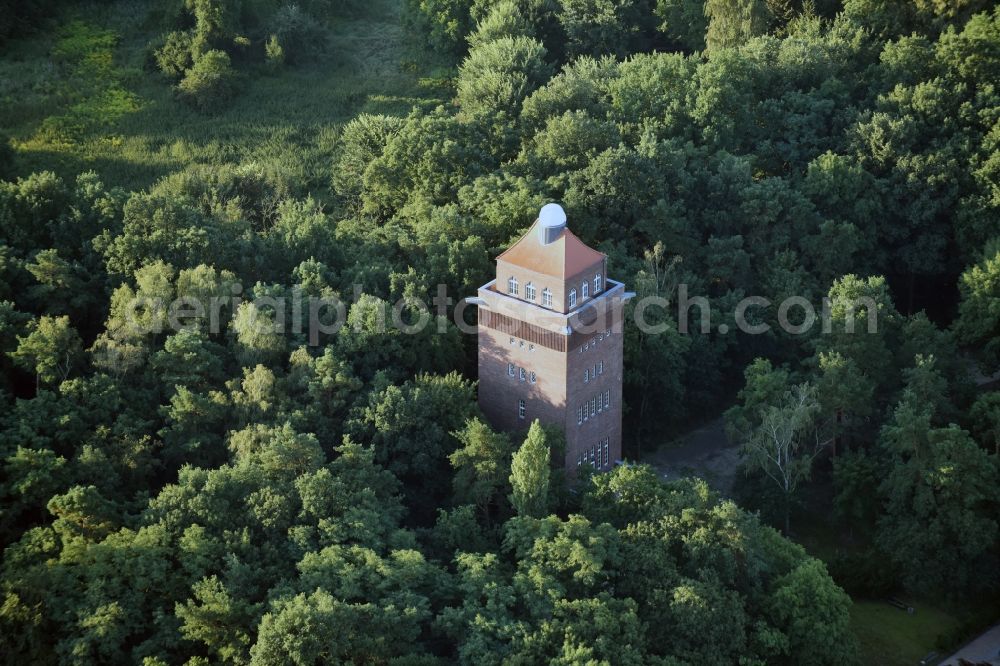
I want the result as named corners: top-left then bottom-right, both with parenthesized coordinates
top-left (519, 340), bottom-right (524, 348)
top-left (529, 344), bottom-right (535, 352)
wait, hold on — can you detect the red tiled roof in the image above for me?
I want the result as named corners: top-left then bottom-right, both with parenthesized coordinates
top-left (496, 220), bottom-right (605, 279)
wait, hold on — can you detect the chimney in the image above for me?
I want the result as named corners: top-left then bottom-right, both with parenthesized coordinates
top-left (537, 203), bottom-right (567, 245)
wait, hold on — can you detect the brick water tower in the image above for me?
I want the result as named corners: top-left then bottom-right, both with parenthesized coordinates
top-left (473, 203), bottom-right (630, 473)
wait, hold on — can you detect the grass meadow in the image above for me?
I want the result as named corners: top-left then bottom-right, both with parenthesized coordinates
top-left (0, 0), bottom-right (451, 197)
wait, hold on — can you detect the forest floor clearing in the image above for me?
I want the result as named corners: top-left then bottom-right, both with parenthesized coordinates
top-left (641, 417), bottom-right (740, 495)
top-left (0, 0), bottom-right (448, 196)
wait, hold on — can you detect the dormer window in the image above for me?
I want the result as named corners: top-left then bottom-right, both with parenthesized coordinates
top-left (582, 281), bottom-right (589, 299)
top-left (507, 276), bottom-right (518, 296)
top-left (525, 282), bottom-right (536, 301)
top-left (542, 288), bottom-right (552, 308)
top-left (594, 273), bottom-right (602, 293)
top-left (569, 289), bottom-right (577, 308)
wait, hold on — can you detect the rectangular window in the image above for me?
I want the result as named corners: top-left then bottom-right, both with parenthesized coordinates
top-left (583, 402), bottom-right (589, 421)
top-left (508, 363), bottom-right (515, 377)
top-left (508, 277), bottom-right (518, 295)
top-left (530, 371), bottom-right (536, 383)
top-left (569, 289), bottom-right (577, 308)
top-left (518, 399), bottom-right (525, 419)
top-left (582, 281), bottom-right (589, 299)
top-left (603, 440), bottom-right (610, 468)
top-left (510, 337), bottom-right (515, 345)
top-left (542, 289), bottom-right (552, 307)
top-left (595, 274), bottom-right (602, 294)
top-left (525, 283), bottom-right (536, 301)
top-left (529, 344), bottom-right (535, 352)
top-left (604, 389), bottom-right (610, 408)
top-left (590, 398), bottom-right (596, 416)
top-left (584, 369), bottom-right (590, 383)
top-left (598, 361), bottom-right (604, 375)
top-left (519, 367), bottom-right (526, 382)
top-left (590, 447), bottom-right (595, 465)
top-left (577, 407), bottom-right (583, 424)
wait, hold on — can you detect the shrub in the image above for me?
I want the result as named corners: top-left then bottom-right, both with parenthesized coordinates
top-left (332, 114), bottom-right (406, 201)
top-left (403, 0), bottom-right (476, 57)
top-left (827, 549), bottom-right (898, 598)
top-left (467, 0), bottom-right (533, 49)
top-left (270, 4), bottom-right (327, 65)
top-left (456, 36), bottom-right (553, 117)
top-left (265, 34), bottom-right (285, 66)
top-left (0, 133), bottom-right (14, 180)
top-left (154, 30), bottom-right (195, 79)
top-left (176, 49), bottom-right (239, 111)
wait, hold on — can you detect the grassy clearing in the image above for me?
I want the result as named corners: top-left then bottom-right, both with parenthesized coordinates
top-left (0, 0), bottom-right (450, 194)
top-left (782, 476), bottom-right (965, 664)
top-left (851, 600), bottom-right (960, 665)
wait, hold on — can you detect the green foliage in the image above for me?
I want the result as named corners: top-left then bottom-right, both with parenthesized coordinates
top-left (450, 418), bottom-right (514, 521)
top-left (656, 0), bottom-right (708, 51)
top-left (269, 4), bottom-right (328, 66)
top-left (955, 239), bottom-right (1000, 373)
top-left (877, 423), bottom-right (1000, 599)
top-left (404, 0), bottom-right (476, 56)
top-left (704, 0), bottom-right (773, 51)
top-left (468, 0), bottom-right (534, 49)
top-left (177, 50), bottom-right (241, 111)
top-left (155, 31), bottom-right (196, 79)
top-left (558, 0), bottom-right (650, 59)
top-left (508, 420), bottom-right (551, 517)
top-left (456, 36), bottom-right (553, 117)
top-left (9, 315), bottom-right (83, 386)
top-left (2, 0), bottom-right (1000, 661)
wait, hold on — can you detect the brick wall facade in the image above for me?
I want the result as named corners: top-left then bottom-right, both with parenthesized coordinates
top-left (496, 257), bottom-right (608, 315)
top-left (477, 281), bottom-right (625, 474)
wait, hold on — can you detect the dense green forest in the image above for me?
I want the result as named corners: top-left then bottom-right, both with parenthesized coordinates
top-left (0, 0), bottom-right (999, 663)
